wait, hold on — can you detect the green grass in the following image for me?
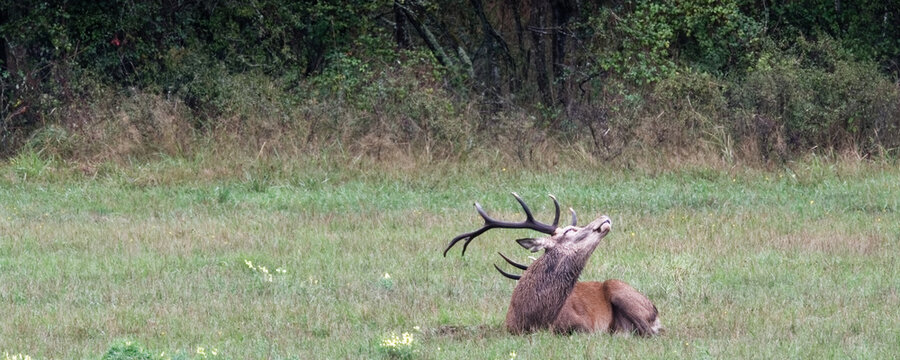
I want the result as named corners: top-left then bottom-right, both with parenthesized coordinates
top-left (1, 156), bottom-right (898, 359)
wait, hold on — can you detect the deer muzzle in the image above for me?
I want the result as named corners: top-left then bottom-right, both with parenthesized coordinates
top-left (592, 217), bottom-right (612, 234)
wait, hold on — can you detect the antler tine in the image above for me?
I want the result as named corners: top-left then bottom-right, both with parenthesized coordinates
top-left (498, 252), bottom-right (528, 270)
top-left (493, 264), bottom-right (521, 280)
top-left (549, 194), bottom-right (561, 227)
top-left (569, 208), bottom-right (577, 226)
top-left (444, 222), bottom-right (484, 257)
top-left (444, 194), bottom-right (560, 257)
top-left (443, 202), bottom-right (509, 257)
top-left (474, 202), bottom-right (494, 223)
top-left (508, 192), bottom-right (558, 234)
top-left (510, 192), bottom-right (535, 221)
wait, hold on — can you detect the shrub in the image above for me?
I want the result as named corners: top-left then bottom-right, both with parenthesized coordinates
top-left (648, 69), bottom-right (730, 148)
top-left (378, 332), bottom-right (417, 359)
top-left (733, 37), bottom-right (900, 158)
top-left (306, 50), bottom-right (475, 155)
top-left (101, 340), bottom-right (154, 360)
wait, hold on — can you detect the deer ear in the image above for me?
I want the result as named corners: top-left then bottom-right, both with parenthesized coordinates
top-left (516, 237), bottom-right (551, 252)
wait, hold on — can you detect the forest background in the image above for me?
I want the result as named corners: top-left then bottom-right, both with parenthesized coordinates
top-left (2, 0), bottom-right (899, 165)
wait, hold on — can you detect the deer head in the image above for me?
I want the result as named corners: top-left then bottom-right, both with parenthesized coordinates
top-left (445, 193), bottom-right (613, 333)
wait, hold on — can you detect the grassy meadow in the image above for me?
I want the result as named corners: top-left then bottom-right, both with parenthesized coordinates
top-left (0, 154), bottom-right (898, 359)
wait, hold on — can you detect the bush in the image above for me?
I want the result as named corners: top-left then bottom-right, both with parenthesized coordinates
top-left (734, 37), bottom-right (900, 158)
top-left (101, 340), bottom-right (154, 360)
top-left (306, 50), bottom-right (476, 155)
top-left (648, 69), bottom-right (730, 148)
top-left (3, 1), bottom-right (898, 163)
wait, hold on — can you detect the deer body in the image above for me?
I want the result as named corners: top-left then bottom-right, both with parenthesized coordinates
top-left (446, 194), bottom-right (661, 336)
top-left (505, 250), bottom-right (583, 333)
top-left (556, 280), bottom-right (660, 334)
top-left (499, 253), bottom-right (660, 334)
top-left (554, 281), bottom-right (616, 332)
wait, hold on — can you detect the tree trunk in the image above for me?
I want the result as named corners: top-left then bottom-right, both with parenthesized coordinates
top-left (1, 4), bottom-right (15, 79)
top-left (507, 0), bottom-right (527, 93)
top-left (397, 3), bottom-right (455, 69)
top-left (530, 0), bottom-right (552, 105)
top-left (471, 0), bottom-right (516, 102)
top-left (551, 0), bottom-right (575, 107)
top-left (394, 1), bottom-right (410, 50)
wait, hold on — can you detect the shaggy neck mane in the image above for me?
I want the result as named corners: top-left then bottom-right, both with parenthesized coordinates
top-left (505, 249), bottom-right (587, 333)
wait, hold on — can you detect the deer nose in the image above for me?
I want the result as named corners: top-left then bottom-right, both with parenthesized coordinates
top-left (600, 220), bottom-right (611, 233)
top-left (592, 217), bottom-right (611, 233)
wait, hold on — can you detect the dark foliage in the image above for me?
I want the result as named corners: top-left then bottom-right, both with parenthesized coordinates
top-left (2, 0), bottom-right (898, 160)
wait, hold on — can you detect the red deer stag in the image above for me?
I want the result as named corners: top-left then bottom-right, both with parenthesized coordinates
top-left (444, 193), bottom-right (661, 335)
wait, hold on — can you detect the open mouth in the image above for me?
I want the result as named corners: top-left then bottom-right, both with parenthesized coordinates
top-left (593, 218), bottom-right (612, 233)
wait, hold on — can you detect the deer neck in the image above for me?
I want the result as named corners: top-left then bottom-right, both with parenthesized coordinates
top-left (505, 248), bottom-right (587, 333)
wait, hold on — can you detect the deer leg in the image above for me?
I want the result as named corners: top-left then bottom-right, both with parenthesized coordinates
top-left (604, 279), bottom-right (662, 336)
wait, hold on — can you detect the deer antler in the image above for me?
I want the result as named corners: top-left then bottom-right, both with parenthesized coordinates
top-left (444, 193), bottom-right (560, 256)
top-left (494, 264), bottom-right (521, 280)
top-left (494, 252), bottom-right (529, 280)
top-left (498, 252), bottom-right (528, 270)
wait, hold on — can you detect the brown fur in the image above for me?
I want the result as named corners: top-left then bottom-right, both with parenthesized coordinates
top-left (505, 253), bottom-right (582, 333)
top-left (604, 280), bottom-right (660, 335)
top-left (552, 282), bottom-right (614, 333)
top-left (549, 280), bottom-right (660, 335)
top-left (447, 195), bottom-right (660, 336)
top-left (503, 217), bottom-right (661, 335)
